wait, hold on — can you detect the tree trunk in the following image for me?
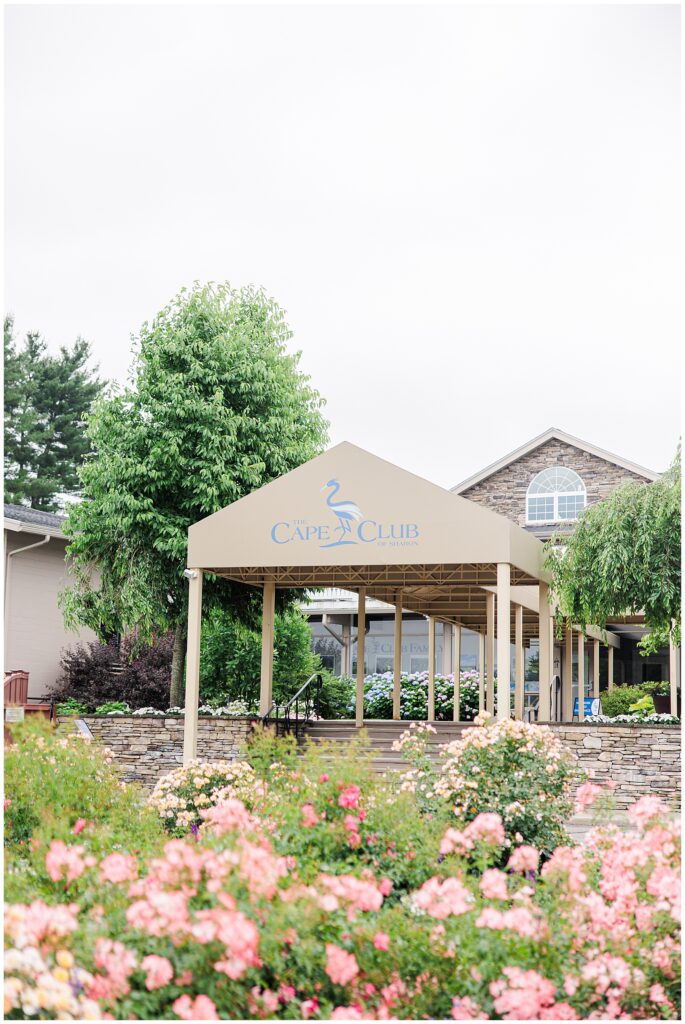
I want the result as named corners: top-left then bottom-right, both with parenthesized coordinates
top-left (169, 622), bottom-right (188, 708)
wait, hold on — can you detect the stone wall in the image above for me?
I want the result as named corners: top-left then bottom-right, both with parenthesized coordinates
top-left (69, 716), bottom-right (256, 788)
top-left (459, 438), bottom-right (652, 533)
top-left (61, 716), bottom-right (680, 810)
top-left (548, 724), bottom-right (680, 810)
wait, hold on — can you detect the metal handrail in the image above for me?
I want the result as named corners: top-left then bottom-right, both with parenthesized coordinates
top-left (262, 672), bottom-right (323, 738)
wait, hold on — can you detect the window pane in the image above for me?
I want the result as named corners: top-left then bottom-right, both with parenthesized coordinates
top-left (558, 494), bottom-right (585, 520)
top-left (527, 496), bottom-right (554, 521)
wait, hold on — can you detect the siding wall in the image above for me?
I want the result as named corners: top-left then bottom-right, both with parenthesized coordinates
top-left (4, 532), bottom-right (97, 698)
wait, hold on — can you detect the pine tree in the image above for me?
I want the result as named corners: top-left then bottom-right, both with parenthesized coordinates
top-left (3, 316), bottom-right (104, 510)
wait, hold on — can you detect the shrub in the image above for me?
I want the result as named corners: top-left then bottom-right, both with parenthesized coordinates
top-left (56, 697), bottom-right (89, 716)
top-left (601, 684), bottom-right (655, 717)
top-left (200, 607), bottom-right (321, 706)
top-left (149, 759), bottom-right (257, 835)
top-left (4, 763), bottom-right (680, 1020)
top-left (3, 718), bottom-right (163, 903)
top-left (349, 670), bottom-right (480, 721)
top-left (52, 633), bottom-right (174, 711)
top-left (395, 715), bottom-right (578, 858)
top-left (94, 701), bottom-right (130, 715)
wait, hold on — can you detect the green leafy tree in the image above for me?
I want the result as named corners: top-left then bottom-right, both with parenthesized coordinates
top-left (61, 283), bottom-right (329, 705)
top-left (546, 446), bottom-right (681, 650)
top-left (4, 315), bottom-right (104, 510)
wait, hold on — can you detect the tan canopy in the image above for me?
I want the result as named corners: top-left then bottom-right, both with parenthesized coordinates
top-left (182, 442), bottom-right (561, 761)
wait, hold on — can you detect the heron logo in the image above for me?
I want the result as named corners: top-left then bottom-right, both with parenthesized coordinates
top-left (269, 479), bottom-right (421, 548)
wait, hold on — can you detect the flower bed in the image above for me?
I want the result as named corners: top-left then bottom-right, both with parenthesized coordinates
top-left (347, 671), bottom-right (480, 720)
top-left (3, 721), bottom-right (681, 1020)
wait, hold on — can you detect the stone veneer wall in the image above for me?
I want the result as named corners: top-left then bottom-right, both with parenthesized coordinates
top-left (62, 717), bottom-right (681, 808)
top-left (70, 716), bottom-right (256, 788)
top-left (548, 724), bottom-right (680, 810)
top-left (458, 438), bottom-right (653, 530)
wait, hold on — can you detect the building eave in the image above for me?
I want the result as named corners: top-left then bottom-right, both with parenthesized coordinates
top-left (451, 428), bottom-right (660, 493)
top-left (4, 518), bottom-right (67, 540)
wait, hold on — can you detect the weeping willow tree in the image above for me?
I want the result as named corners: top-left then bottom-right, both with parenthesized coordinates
top-left (545, 446), bottom-right (681, 654)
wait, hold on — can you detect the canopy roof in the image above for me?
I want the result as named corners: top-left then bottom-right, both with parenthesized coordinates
top-left (188, 442), bottom-right (550, 636)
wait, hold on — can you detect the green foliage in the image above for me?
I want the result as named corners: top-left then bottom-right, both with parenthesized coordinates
top-left (600, 683), bottom-right (676, 717)
top-left (94, 701), bottom-right (130, 715)
top-left (546, 449), bottom-right (681, 640)
top-left (3, 718), bottom-right (163, 902)
top-left (403, 718), bottom-right (579, 859)
top-left (200, 607), bottom-right (321, 705)
top-left (60, 283), bottom-right (328, 702)
top-left (56, 697), bottom-right (89, 716)
top-left (3, 315), bottom-right (104, 510)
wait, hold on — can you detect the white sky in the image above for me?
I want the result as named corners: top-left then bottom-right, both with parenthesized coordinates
top-left (4, 3), bottom-right (681, 487)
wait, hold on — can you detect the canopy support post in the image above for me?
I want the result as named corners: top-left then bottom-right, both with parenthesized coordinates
top-left (259, 580), bottom-right (276, 716)
top-left (514, 603), bottom-right (524, 720)
top-left (538, 582), bottom-right (551, 722)
top-left (486, 592), bottom-right (495, 713)
top-left (496, 562), bottom-right (511, 720)
top-left (669, 633), bottom-right (678, 717)
top-left (577, 631), bottom-right (585, 721)
top-left (478, 633), bottom-right (485, 713)
top-left (453, 625), bottom-right (461, 722)
top-left (393, 591), bottom-right (402, 720)
top-left (356, 588), bottom-right (366, 727)
top-left (182, 569), bottom-right (203, 764)
top-left (427, 615), bottom-right (436, 720)
top-left (608, 646), bottom-right (614, 691)
top-left (593, 639), bottom-right (600, 700)
top-left (563, 626), bottom-right (573, 722)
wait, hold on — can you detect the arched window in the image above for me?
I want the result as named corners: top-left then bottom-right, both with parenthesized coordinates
top-left (526, 467), bottom-right (586, 524)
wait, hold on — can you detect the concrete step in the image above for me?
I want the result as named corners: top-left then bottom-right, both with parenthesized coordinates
top-left (300, 720), bottom-right (474, 771)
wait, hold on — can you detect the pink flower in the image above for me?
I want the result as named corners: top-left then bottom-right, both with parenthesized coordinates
top-left (480, 869), bottom-right (508, 901)
top-left (489, 967), bottom-right (557, 1019)
top-left (649, 984), bottom-right (667, 1004)
top-left (507, 845), bottom-right (540, 873)
top-left (173, 995), bottom-right (219, 1020)
top-left (414, 876), bottom-right (472, 919)
top-left (546, 1003), bottom-right (580, 1019)
top-left (331, 1008), bottom-right (363, 1019)
top-left (72, 818), bottom-right (88, 835)
top-left (574, 781), bottom-right (605, 812)
top-left (325, 944), bottom-right (359, 986)
top-left (451, 996), bottom-right (488, 1020)
top-left (301, 997), bottom-right (320, 1019)
top-left (302, 803), bottom-right (319, 828)
top-left (464, 813), bottom-right (505, 846)
top-left (338, 785), bottom-right (361, 809)
top-left (440, 828), bottom-right (474, 856)
top-left (319, 774), bottom-right (329, 783)
top-left (100, 852), bottom-right (138, 884)
top-left (373, 931), bottom-right (390, 951)
top-left (141, 954), bottom-right (174, 991)
top-left (45, 841), bottom-right (87, 884)
top-left (628, 794), bottom-right (668, 828)
top-left (379, 878), bottom-right (393, 897)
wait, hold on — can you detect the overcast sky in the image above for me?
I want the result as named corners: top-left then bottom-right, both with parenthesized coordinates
top-left (5, 3), bottom-right (681, 487)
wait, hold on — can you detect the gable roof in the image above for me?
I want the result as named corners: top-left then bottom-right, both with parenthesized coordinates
top-left (188, 441), bottom-right (547, 582)
top-left (4, 503), bottom-right (67, 539)
top-left (451, 428), bottom-right (660, 494)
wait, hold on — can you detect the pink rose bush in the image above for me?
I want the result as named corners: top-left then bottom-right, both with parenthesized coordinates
top-left (399, 716), bottom-right (578, 857)
top-left (3, 722), bottom-right (680, 1019)
top-left (4, 775), bottom-right (680, 1019)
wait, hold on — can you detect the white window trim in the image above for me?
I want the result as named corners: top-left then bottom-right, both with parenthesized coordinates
top-left (526, 467), bottom-right (587, 526)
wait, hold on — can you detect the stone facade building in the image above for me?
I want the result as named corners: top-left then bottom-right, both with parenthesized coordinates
top-left (452, 428), bottom-right (658, 541)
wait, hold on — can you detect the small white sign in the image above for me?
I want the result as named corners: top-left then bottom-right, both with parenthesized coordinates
top-left (5, 707), bottom-right (25, 723)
